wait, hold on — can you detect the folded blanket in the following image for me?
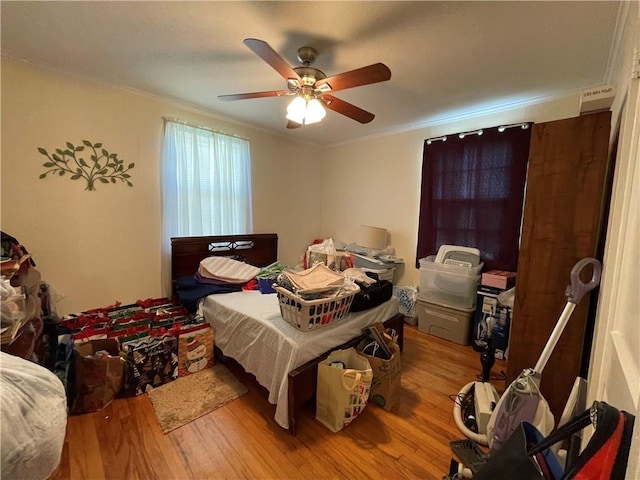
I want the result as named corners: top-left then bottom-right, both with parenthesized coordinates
top-left (198, 256), bottom-right (261, 283)
top-left (282, 263), bottom-right (345, 294)
top-left (176, 275), bottom-right (243, 314)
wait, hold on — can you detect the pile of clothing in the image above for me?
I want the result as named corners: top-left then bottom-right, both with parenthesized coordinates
top-left (276, 263), bottom-right (356, 301)
top-left (176, 256), bottom-right (287, 313)
top-left (275, 264), bottom-right (393, 313)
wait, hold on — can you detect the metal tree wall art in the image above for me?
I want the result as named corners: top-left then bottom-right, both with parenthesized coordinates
top-left (38, 140), bottom-right (134, 191)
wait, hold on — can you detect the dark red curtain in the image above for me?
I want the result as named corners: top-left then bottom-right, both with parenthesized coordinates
top-left (416, 125), bottom-right (531, 271)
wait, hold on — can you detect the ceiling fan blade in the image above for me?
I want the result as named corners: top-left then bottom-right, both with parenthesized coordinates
top-left (218, 90), bottom-right (291, 101)
top-left (322, 94), bottom-right (375, 124)
top-left (243, 38), bottom-right (301, 83)
top-left (286, 120), bottom-right (302, 129)
top-left (315, 63), bottom-right (391, 92)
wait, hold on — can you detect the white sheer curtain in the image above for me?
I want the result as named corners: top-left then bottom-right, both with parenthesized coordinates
top-left (161, 120), bottom-right (253, 296)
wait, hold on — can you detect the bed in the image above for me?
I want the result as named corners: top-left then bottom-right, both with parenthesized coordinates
top-left (171, 233), bottom-right (404, 434)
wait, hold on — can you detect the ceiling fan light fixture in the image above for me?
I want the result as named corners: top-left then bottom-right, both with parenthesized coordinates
top-left (305, 98), bottom-right (326, 124)
top-left (285, 96), bottom-right (306, 124)
top-left (285, 96), bottom-right (326, 125)
top-left (221, 39), bottom-right (390, 127)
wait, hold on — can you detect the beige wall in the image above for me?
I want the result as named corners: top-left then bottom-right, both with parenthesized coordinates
top-left (1, 59), bottom-right (323, 315)
top-left (0, 56), bottom-right (618, 315)
top-left (320, 96), bottom-right (582, 287)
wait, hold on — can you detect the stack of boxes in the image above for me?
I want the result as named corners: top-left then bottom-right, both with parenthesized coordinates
top-left (416, 255), bottom-right (483, 345)
top-left (472, 270), bottom-right (516, 359)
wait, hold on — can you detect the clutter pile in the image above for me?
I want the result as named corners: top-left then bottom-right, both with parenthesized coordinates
top-left (57, 297), bottom-right (214, 412)
top-left (357, 323), bottom-right (401, 411)
top-left (273, 250), bottom-right (398, 331)
top-left (304, 232), bottom-right (404, 283)
top-left (417, 245), bottom-right (484, 346)
top-left (1, 231), bottom-right (58, 367)
top-left (445, 258), bottom-right (637, 479)
top-left (315, 321), bottom-right (403, 433)
top-left (176, 256), bottom-right (289, 313)
top-left (1, 232), bottom-right (39, 346)
top-left (472, 270), bottom-right (516, 360)
top-left (273, 263), bottom-right (361, 331)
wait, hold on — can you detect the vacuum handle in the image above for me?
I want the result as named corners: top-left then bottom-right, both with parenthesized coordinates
top-left (567, 257), bottom-right (602, 304)
top-left (534, 258), bottom-right (602, 374)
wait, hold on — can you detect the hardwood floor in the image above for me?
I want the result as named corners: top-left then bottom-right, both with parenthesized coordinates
top-left (50, 325), bottom-right (507, 480)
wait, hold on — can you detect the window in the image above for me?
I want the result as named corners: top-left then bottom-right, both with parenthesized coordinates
top-left (161, 119), bottom-right (252, 294)
top-left (416, 125), bottom-right (531, 271)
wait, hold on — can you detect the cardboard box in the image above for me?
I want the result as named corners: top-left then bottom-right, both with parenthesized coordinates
top-left (481, 270), bottom-right (516, 290)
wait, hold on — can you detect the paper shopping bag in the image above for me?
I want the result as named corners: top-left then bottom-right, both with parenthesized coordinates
top-left (316, 347), bottom-right (373, 432)
top-left (72, 338), bottom-right (124, 413)
top-left (177, 323), bottom-right (214, 376)
top-left (358, 338), bottom-right (401, 411)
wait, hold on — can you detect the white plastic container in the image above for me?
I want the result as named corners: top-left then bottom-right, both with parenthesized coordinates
top-left (418, 256), bottom-right (482, 309)
top-left (352, 253), bottom-right (395, 270)
top-left (417, 299), bottom-right (475, 345)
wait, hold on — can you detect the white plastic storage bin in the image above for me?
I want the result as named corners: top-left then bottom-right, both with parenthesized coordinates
top-left (418, 256), bottom-right (482, 309)
top-left (417, 299), bottom-right (475, 345)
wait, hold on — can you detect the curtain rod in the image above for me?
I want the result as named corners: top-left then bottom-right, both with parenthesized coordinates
top-left (426, 135), bottom-right (447, 145)
top-left (458, 129), bottom-right (483, 139)
top-left (162, 116), bottom-right (249, 141)
top-left (425, 122), bottom-right (530, 144)
top-left (498, 122), bottom-right (530, 132)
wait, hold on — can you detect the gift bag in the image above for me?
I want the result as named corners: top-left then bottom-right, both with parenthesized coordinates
top-left (316, 347), bottom-right (373, 432)
top-left (72, 338), bottom-right (124, 413)
top-left (177, 323), bottom-right (214, 376)
top-left (358, 337), bottom-right (401, 411)
top-left (121, 335), bottom-right (178, 396)
top-left (475, 401), bottom-right (635, 480)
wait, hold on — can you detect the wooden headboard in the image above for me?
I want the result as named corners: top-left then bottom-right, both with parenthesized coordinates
top-left (170, 233), bottom-right (279, 297)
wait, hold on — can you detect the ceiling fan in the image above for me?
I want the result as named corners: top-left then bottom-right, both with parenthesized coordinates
top-left (218, 38), bottom-right (392, 128)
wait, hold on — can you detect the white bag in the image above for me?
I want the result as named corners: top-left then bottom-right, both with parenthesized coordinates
top-left (316, 348), bottom-right (373, 432)
top-left (393, 285), bottom-right (418, 318)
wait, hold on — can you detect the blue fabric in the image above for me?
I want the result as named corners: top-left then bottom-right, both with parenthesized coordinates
top-left (523, 422), bottom-right (564, 479)
top-left (176, 275), bottom-right (243, 314)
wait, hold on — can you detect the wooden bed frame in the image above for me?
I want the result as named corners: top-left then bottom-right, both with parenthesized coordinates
top-left (171, 233), bottom-right (404, 434)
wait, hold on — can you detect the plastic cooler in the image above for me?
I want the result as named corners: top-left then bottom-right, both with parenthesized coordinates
top-left (418, 256), bottom-right (482, 309)
top-left (416, 298), bottom-right (475, 345)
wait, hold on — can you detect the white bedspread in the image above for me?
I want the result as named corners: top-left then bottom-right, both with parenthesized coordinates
top-left (199, 291), bottom-right (399, 429)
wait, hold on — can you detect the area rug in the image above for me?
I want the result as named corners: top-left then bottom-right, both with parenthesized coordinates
top-left (148, 364), bottom-right (248, 433)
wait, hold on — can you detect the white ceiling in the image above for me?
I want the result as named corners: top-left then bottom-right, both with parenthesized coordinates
top-left (1, 1), bottom-right (622, 146)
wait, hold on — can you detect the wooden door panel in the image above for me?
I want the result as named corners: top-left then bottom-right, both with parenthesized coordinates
top-left (507, 111), bottom-right (612, 421)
